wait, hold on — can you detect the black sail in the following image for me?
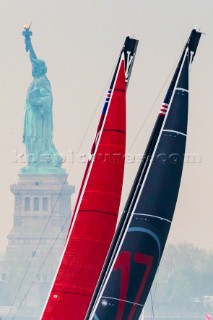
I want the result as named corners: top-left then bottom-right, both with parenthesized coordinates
top-left (87, 30), bottom-right (201, 320)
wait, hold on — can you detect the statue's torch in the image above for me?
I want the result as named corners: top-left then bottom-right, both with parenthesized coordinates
top-left (22, 24), bottom-right (32, 52)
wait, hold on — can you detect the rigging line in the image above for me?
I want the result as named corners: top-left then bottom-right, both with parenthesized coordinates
top-left (147, 257), bottom-right (161, 320)
top-left (41, 139), bottom-right (125, 300)
top-left (5, 192), bottom-right (70, 319)
top-left (44, 113), bottom-right (127, 312)
top-left (10, 193), bottom-right (115, 320)
top-left (6, 64), bottom-right (116, 320)
top-left (9, 210), bottom-right (73, 320)
top-left (117, 51), bottom-right (184, 217)
top-left (150, 290), bottom-right (155, 320)
top-left (70, 65), bottom-right (116, 163)
top-left (127, 52), bottom-right (182, 154)
top-left (38, 103), bottom-right (125, 318)
top-left (151, 266), bottom-right (160, 319)
top-left (153, 269), bottom-right (159, 302)
top-left (40, 57), bottom-right (125, 316)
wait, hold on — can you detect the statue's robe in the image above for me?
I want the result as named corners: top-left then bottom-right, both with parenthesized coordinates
top-left (23, 75), bottom-right (61, 167)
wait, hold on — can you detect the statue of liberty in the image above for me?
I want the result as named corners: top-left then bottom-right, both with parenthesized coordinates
top-left (22, 25), bottom-right (62, 171)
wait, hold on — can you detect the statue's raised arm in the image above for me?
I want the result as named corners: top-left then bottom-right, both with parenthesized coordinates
top-left (22, 24), bottom-right (37, 61)
top-left (22, 25), bottom-right (62, 173)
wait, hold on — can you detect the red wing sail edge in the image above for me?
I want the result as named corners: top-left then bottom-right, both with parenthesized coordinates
top-left (86, 29), bottom-right (201, 320)
top-left (40, 37), bottom-right (138, 320)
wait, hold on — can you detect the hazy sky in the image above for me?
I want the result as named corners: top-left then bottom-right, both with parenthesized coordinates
top-left (0, 0), bottom-right (212, 252)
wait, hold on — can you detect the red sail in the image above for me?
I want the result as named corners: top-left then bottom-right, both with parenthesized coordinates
top-left (41, 58), bottom-right (126, 320)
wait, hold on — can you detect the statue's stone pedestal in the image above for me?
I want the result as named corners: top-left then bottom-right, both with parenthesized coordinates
top-left (7, 172), bottom-right (74, 259)
top-left (2, 171), bottom-right (75, 316)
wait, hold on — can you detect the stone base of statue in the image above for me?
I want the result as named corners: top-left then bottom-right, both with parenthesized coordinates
top-left (7, 170), bottom-right (74, 260)
top-left (1, 170), bottom-right (75, 318)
